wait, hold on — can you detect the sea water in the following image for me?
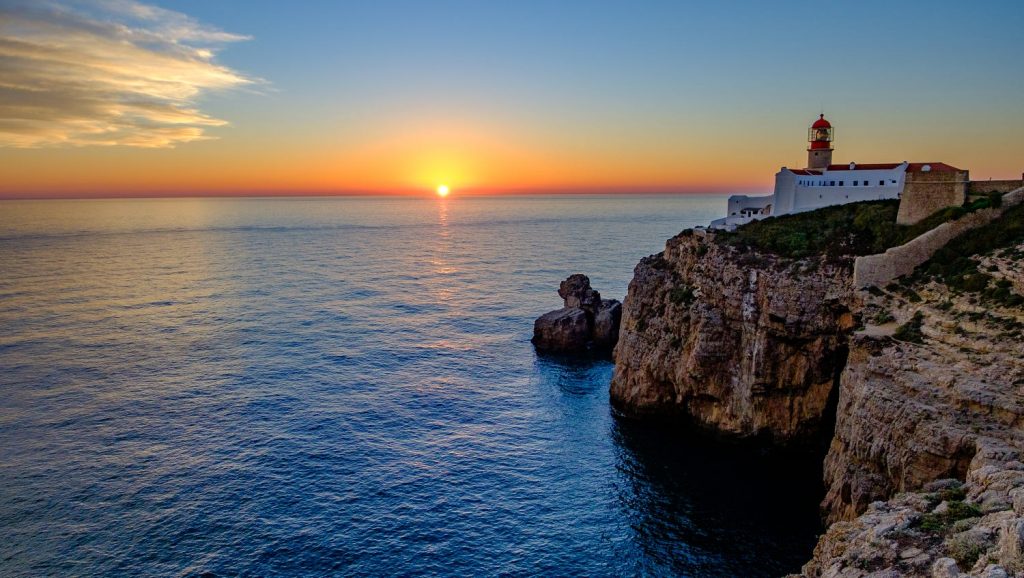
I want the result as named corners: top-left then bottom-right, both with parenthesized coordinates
top-left (0, 196), bottom-right (822, 576)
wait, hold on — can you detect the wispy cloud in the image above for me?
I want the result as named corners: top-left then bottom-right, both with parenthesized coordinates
top-left (0, 0), bottom-right (256, 148)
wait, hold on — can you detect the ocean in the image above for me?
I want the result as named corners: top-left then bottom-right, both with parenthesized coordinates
top-left (0, 195), bottom-right (822, 577)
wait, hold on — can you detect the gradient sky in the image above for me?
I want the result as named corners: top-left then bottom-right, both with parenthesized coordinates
top-left (1, 0), bottom-right (1022, 197)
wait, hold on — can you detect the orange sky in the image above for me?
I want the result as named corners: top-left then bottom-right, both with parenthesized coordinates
top-left (3, 110), bottom-right (1020, 198)
top-left (1, 1), bottom-right (1021, 198)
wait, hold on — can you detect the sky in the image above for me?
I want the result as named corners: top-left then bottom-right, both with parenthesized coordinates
top-left (0, 0), bottom-right (1022, 198)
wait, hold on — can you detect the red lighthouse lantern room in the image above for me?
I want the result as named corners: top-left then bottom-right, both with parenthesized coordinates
top-left (806, 114), bottom-right (834, 170)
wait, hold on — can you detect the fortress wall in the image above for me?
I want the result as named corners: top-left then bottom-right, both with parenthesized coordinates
top-left (895, 170), bottom-right (969, 225)
top-left (968, 179), bottom-right (1024, 195)
top-left (854, 187), bottom-right (1024, 288)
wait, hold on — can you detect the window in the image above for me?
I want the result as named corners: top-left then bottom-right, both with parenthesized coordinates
top-left (879, 180), bottom-right (884, 185)
top-left (839, 181), bottom-right (844, 186)
top-left (891, 180), bottom-right (897, 184)
top-left (830, 181), bottom-right (835, 186)
top-left (854, 180), bottom-right (859, 186)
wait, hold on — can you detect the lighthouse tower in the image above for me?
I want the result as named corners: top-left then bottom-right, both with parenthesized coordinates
top-left (807, 114), bottom-right (834, 170)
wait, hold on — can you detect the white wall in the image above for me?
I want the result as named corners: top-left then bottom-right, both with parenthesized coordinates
top-left (787, 165), bottom-right (905, 214)
top-left (711, 163), bottom-right (910, 230)
top-left (726, 194), bottom-right (773, 215)
top-left (773, 170), bottom-right (797, 215)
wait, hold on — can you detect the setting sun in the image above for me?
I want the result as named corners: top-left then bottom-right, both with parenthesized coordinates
top-left (436, 184), bottom-right (450, 197)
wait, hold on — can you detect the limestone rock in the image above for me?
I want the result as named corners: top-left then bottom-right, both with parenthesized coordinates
top-left (611, 211), bottom-right (1024, 575)
top-left (558, 273), bottom-right (601, 312)
top-left (593, 299), bottom-right (622, 350)
top-left (531, 307), bottom-right (590, 352)
top-left (932, 558), bottom-right (962, 578)
top-left (795, 266), bottom-right (1024, 576)
top-left (609, 229), bottom-right (855, 445)
top-left (532, 275), bottom-right (620, 355)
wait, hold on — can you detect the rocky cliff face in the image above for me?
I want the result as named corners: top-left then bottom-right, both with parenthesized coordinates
top-left (610, 229), bottom-right (856, 445)
top-left (797, 243), bottom-right (1024, 577)
top-left (612, 222), bottom-right (1024, 576)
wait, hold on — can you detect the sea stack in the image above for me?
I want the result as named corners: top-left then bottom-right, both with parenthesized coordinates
top-left (532, 274), bottom-right (621, 355)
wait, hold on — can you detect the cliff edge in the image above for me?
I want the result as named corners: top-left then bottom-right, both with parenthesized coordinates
top-left (799, 205), bottom-right (1024, 577)
top-left (610, 228), bottom-right (855, 446)
top-left (611, 200), bottom-right (1024, 576)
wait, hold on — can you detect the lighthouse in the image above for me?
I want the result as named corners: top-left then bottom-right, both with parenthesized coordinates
top-left (807, 114), bottom-right (834, 170)
top-left (708, 111), bottom-right (971, 230)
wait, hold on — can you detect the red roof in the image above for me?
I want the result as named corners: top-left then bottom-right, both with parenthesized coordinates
top-left (823, 162), bottom-right (962, 172)
top-left (811, 114), bottom-right (831, 129)
top-left (788, 169), bottom-right (822, 175)
top-left (826, 163), bottom-right (902, 171)
top-left (906, 162), bottom-right (962, 173)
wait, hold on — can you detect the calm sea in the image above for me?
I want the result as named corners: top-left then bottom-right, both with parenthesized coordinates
top-left (0, 196), bottom-right (822, 577)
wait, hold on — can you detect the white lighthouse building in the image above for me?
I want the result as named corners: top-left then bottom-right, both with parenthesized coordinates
top-left (710, 114), bottom-right (963, 230)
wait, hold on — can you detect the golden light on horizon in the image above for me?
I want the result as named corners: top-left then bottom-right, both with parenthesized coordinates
top-left (436, 184), bottom-right (450, 197)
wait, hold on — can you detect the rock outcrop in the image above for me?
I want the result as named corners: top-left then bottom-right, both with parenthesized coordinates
top-left (532, 274), bottom-right (621, 355)
top-left (796, 245), bottom-right (1024, 577)
top-left (610, 229), bottom-right (856, 446)
top-left (611, 212), bottom-right (1024, 576)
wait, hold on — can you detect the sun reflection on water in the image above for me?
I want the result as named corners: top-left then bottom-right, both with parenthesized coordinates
top-left (432, 197), bottom-right (457, 278)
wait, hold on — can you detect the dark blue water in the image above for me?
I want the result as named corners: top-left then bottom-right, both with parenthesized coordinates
top-left (0, 196), bottom-right (822, 577)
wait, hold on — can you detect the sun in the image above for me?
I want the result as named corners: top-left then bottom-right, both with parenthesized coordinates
top-left (436, 184), bottom-right (450, 197)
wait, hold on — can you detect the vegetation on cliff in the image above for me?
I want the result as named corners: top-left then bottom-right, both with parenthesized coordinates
top-left (715, 200), bottom-right (901, 259)
top-left (801, 199), bottom-right (1024, 577)
top-left (907, 203), bottom-right (1024, 308)
top-left (715, 194), bottom-right (1015, 261)
top-left (892, 310), bottom-right (925, 343)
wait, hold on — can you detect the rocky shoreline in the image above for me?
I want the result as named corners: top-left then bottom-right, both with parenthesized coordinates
top-left (606, 209), bottom-right (1024, 576)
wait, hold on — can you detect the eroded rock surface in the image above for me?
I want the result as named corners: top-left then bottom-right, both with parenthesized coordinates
top-left (796, 244), bottom-right (1024, 577)
top-left (531, 307), bottom-right (590, 352)
top-left (612, 219), bottom-right (1024, 576)
top-left (533, 274), bottom-right (621, 355)
top-left (610, 229), bottom-right (856, 445)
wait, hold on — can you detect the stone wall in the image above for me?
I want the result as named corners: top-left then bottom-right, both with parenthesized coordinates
top-left (854, 187), bottom-right (1024, 288)
top-left (968, 179), bottom-right (1024, 195)
top-left (895, 169), bottom-right (970, 225)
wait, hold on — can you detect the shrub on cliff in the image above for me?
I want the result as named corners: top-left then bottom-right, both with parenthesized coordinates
top-left (946, 531), bottom-right (988, 568)
top-left (716, 200), bottom-right (904, 259)
top-left (918, 500), bottom-right (982, 534)
top-left (894, 311), bottom-right (925, 343)
top-left (912, 203), bottom-right (1024, 306)
top-left (669, 284), bottom-right (695, 306)
top-left (716, 198), bottom-right (1019, 261)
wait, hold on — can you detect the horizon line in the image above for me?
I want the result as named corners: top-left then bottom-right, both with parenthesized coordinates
top-left (0, 188), bottom-right (758, 201)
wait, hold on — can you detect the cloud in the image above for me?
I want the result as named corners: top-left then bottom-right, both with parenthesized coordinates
top-left (0, 0), bottom-right (257, 147)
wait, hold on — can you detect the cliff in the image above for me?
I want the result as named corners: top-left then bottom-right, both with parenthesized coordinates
top-left (799, 233), bottom-right (1024, 576)
top-left (611, 201), bottom-right (1024, 576)
top-left (610, 229), bottom-right (856, 446)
